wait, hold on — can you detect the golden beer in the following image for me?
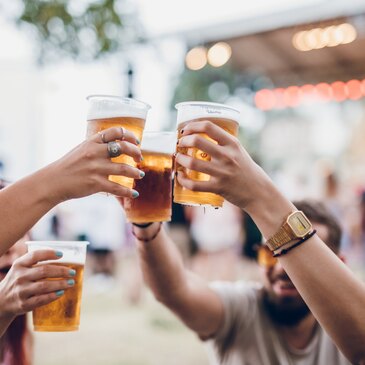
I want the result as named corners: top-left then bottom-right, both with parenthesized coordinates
top-left (174, 111), bottom-right (239, 207)
top-left (87, 116), bottom-right (145, 188)
top-left (124, 151), bottom-right (172, 223)
top-left (86, 95), bottom-right (151, 189)
top-left (33, 263), bottom-right (85, 332)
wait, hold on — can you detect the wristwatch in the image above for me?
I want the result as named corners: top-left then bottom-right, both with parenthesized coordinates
top-left (266, 211), bottom-right (313, 251)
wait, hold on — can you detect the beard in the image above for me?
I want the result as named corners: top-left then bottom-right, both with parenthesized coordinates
top-left (263, 290), bottom-right (311, 326)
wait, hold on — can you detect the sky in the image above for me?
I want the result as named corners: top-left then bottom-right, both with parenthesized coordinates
top-left (135, 0), bottom-right (322, 37)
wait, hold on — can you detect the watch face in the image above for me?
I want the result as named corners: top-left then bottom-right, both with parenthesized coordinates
top-left (287, 211), bottom-right (312, 237)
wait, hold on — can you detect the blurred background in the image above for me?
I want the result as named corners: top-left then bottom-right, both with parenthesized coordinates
top-left (0, 0), bottom-right (365, 364)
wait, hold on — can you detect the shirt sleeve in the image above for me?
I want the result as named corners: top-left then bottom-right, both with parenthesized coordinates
top-left (208, 281), bottom-right (260, 344)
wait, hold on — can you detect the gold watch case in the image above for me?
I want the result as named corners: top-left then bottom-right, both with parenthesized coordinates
top-left (287, 211), bottom-right (312, 237)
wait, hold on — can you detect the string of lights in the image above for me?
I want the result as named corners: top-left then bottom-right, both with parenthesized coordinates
top-left (292, 23), bottom-right (357, 51)
top-left (255, 79), bottom-right (365, 110)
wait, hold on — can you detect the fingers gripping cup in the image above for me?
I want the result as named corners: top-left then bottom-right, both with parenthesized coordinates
top-left (123, 131), bottom-right (176, 223)
top-left (174, 102), bottom-right (240, 208)
top-left (86, 95), bottom-right (151, 189)
top-left (26, 241), bottom-right (89, 332)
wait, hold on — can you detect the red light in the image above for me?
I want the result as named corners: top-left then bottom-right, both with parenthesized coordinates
top-left (255, 89), bottom-right (276, 110)
top-left (347, 79), bottom-right (362, 100)
top-left (299, 84), bottom-right (315, 103)
top-left (283, 86), bottom-right (300, 107)
top-left (255, 78), bottom-right (365, 110)
top-left (331, 81), bottom-right (347, 102)
top-left (316, 83), bottom-right (332, 101)
top-left (274, 88), bottom-right (286, 109)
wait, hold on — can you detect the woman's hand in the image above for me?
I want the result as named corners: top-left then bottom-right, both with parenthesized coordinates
top-left (175, 120), bottom-right (271, 211)
top-left (43, 126), bottom-right (144, 204)
top-left (0, 250), bottom-right (76, 319)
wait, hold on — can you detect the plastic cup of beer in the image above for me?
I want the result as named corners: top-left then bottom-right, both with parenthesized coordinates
top-left (174, 101), bottom-right (240, 208)
top-left (86, 95), bottom-right (151, 189)
top-left (26, 241), bottom-right (89, 332)
top-left (123, 131), bottom-right (176, 223)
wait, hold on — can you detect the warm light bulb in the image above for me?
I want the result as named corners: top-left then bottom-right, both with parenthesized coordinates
top-left (185, 46), bottom-right (207, 71)
top-left (339, 23), bottom-right (357, 44)
top-left (207, 42), bottom-right (232, 67)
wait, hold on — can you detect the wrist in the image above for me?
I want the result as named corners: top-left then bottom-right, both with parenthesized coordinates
top-left (245, 179), bottom-right (295, 239)
top-left (132, 222), bottom-right (162, 243)
top-left (31, 164), bottom-right (65, 206)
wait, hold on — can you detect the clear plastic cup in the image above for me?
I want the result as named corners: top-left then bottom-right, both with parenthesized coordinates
top-left (26, 241), bottom-right (89, 332)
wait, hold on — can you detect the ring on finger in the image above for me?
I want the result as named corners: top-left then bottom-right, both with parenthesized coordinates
top-left (98, 132), bottom-right (107, 143)
top-left (120, 127), bottom-right (125, 141)
top-left (107, 141), bottom-right (122, 158)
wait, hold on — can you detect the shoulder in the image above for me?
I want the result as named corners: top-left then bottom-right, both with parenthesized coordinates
top-left (209, 280), bottom-right (263, 330)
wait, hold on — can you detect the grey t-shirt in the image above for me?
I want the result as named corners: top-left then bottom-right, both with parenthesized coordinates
top-left (205, 281), bottom-right (350, 365)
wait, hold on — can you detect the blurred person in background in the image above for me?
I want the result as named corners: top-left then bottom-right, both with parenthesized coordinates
top-left (166, 201), bottom-right (192, 264)
top-left (185, 202), bottom-right (243, 281)
top-left (0, 180), bottom-right (76, 365)
top-left (0, 126), bottom-right (143, 256)
top-left (133, 199), bottom-right (350, 364)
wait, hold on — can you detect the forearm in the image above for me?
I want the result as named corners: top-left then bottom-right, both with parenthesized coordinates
top-left (247, 181), bottom-right (365, 363)
top-left (135, 223), bottom-right (223, 336)
top-left (0, 166), bottom-right (59, 254)
top-left (136, 224), bottom-right (189, 305)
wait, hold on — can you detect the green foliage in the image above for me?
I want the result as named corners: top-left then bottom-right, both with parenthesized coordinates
top-left (171, 64), bottom-right (237, 107)
top-left (15, 0), bottom-right (143, 62)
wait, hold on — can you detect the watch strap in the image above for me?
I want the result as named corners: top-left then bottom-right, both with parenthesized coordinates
top-left (266, 224), bottom-right (295, 251)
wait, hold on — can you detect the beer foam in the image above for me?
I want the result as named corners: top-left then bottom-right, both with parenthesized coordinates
top-left (87, 95), bottom-right (150, 120)
top-left (141, 132), bottom-right (177, 155)
top-left (176, 102), bottom-right (241, 125)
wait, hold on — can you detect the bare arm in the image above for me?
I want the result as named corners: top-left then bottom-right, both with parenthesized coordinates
top-left (176, 120), bottom-right (365, 364)
top-left (0, 127), bottom-right (142, 255)
top-left (134, 223), bottom-right (224, 338)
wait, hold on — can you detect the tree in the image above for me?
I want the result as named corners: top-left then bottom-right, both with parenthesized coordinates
top-left (11, 0), bottom-right (144, 63)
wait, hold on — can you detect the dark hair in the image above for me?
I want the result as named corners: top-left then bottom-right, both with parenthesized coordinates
top-left (0, 179), bottom-right (10, 190)
top-left (3, 315), bottom-right (30, 365)
top-left (293, 200), bottom-right (342, 253)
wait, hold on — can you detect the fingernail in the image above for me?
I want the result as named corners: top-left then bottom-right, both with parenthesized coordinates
top-left (56, 290), bottom-right (64, 297)
top-left (132, 190), bottom-right (139, 198)
top-left (136, 138), bottom-right (140, 145)
top-left (140, 156), bottom-right (144, 161)
top-left (69, 269), bottom-right (76, 276)
top-left (67, 279), bottom-right (75, 286)
top-left (139, 170), bottom-right (145, 178)
top-left (55, 251), bottom-right (63, 257)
